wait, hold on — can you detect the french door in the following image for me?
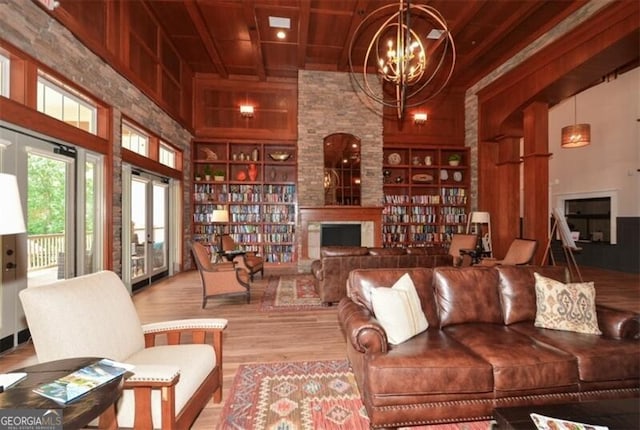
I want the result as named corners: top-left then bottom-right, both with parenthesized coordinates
top-left (124, 167), bottom-right (169, 291)
top-left (0, 123), bottom-right (103, 343)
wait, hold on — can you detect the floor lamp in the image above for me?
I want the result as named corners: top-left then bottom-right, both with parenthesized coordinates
top-left (466, 211), bottom-right (492, 257)
top-left (211, 208), bottom-right (229, 262)
top-left (0, 173), bottom-right (27, 279)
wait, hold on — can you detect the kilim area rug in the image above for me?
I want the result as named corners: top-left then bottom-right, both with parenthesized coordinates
top-left (260, 274), bottom-right (328, 312)
top-left (218, 359), bottom-right (494, 430)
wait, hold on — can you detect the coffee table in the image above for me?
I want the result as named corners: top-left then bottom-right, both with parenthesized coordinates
top-left (0, 357), bottom-right (124, 429)
top-left (494, 398), bottom-right (640, 430)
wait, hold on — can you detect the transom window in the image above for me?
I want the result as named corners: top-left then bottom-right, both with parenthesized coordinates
top-left (122, 122), bottom-right (149, 157)
top-left (36, 73), bottom-right (97, 134)
top-left (0, 53), bottom-right (9, 97)
top-left (159, 142), bottom-right (176, 168)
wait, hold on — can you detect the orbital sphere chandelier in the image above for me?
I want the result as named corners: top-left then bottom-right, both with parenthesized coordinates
top-left (348, 0), bottom-right (456, 119)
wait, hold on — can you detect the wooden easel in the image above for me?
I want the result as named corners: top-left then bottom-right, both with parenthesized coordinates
top-left (542, 210), bottom-right (583, 282)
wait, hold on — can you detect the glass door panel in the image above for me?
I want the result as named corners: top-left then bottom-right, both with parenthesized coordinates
top-left (26, 149), bottom-right (73, 286)
top-left (151, 181), bottom-right (168, 274)
top-left (131, 177), bottom-right (148, 280)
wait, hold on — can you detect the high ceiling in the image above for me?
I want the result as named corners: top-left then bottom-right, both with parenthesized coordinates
top-left (145, 0), bottom-right (592, 89)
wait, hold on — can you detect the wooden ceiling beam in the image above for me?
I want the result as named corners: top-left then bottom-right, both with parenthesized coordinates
top-left (338, 0), bottom-right (370, 71)
top-left (456, 1), bottom-right (542, 72)
top-left (242, 0), bottom-right (266, 81)
top-left (297, 1), bottom-right (310, 69)
top-left (184, 0), bottom-right (228, 78)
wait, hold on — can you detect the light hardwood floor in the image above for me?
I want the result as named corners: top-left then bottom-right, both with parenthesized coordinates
top-left (0, 265), bottom-right (637, 428)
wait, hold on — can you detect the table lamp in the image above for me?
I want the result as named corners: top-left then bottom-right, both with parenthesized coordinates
top-left (0, 173), bottom-right (26, 274)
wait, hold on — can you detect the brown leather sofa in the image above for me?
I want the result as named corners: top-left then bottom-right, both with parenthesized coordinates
top-left (310, 246), bottom-right (452, 305)
top-left (338, 266), bottom-right (640, 428)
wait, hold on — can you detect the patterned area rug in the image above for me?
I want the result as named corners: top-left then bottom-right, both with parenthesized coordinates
top-left (218, 360), bottom-right (494, 430)
top-left (260, 274), bottom-right (327, 311)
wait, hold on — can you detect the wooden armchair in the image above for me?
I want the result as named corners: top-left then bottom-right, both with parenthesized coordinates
top-left (191, 241), bottom-right (251, 307)
top-left (19, 270), bottom-right (226, 430)
top-left (479, 238), bottom-right (538, 266)
top-left (220, 234), bottom-right (264, 281)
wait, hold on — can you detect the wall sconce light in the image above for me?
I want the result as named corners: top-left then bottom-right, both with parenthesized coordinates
top-left (413, 113), bottom-right (428, 125)
top-left (240, 105), bottom-right (254, 118)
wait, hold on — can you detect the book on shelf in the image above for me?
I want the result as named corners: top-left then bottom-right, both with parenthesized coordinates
top-left (33, 358), bottom-right (134, 404)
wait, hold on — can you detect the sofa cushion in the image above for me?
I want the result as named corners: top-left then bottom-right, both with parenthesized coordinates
top-left (321, 246), bottom-right (369, 257)
top-left (371, 273), bottom-right (428, 345)
top-left (433, 267), bottom-right (502, 327)
top-left (366, 329), bottom-right (494, 400)
top-left (368, 247), bottom-right (406, 256)
top-left (534, 273), bottom-right (602, 335)
top-left (510, 323), bottom-right (640, 382)
top-left (348, 268), bottom-right (440, 328)
top-left (118, 343), bottom-right (215, 428)
top-left (444, 324), bottom-right (579, 392)
top-left (497, 266), bottom-right (568, 325)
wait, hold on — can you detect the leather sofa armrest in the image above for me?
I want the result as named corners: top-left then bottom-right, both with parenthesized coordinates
top-left (338, 298), bottom-right (388, 354)
top-left (596, 305), bottom-right (640, 340)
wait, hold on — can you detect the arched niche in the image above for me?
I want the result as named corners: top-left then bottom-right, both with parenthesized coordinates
top-left (323, 133), bottom-right (361, 206)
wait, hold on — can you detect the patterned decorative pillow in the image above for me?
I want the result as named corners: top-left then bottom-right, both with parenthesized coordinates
top-left (371, 273), bottom-right (428, 345)
top-left (533, 273), bottom-right (601, 335)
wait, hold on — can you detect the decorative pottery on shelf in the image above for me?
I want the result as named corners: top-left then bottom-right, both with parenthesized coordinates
top-left (248, 163), bottom-right (258, 181)
top-left (269, 151), bottom-right (291, 161)
top-left (236, 170), bottom-right (247, 181)
top-left (412, 173), bottom-right (434, 183)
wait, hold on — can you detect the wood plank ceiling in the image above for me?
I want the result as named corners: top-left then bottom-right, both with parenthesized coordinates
top-left (145, 0), bottom-right (598, 91)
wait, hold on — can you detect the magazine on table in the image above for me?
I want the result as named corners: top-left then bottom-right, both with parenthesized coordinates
top-left (33, 358), bottom-right (134, 404)
top-left (530, 413), bottom-right (609, 430)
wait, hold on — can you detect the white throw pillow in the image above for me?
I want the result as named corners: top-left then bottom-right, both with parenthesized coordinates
top-left (371, 273), bottom-right (428, 345)
top-left (533, 272), bottom-right (601, 335)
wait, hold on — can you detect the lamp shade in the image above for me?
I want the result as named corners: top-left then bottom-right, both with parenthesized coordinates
top-left (0, 173), bottom-right (26, 235)
top-left (470, 211), bottom-right (490, 224)
top-left (561, 124), bottom-right (591, 148)
top-left (211, 209), bottom-right (229, 223)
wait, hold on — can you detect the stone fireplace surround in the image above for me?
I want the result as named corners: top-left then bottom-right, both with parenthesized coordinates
top-left (296, 70), bottom-right (384, 270)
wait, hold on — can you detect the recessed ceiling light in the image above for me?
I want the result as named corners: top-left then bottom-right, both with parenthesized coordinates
top-left (427, 29), bottom-right (444, 39)
top-left (276, 30), bottom-right (286, 40)
top-left (269, 16), bottom-right (291, 29)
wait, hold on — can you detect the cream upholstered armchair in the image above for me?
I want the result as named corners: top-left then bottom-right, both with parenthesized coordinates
top-left (19, 271), bottom-right (226, 430)
top-left (191, 241), bottom-right (251, 307)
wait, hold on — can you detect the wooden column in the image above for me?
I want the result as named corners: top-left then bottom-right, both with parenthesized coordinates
top-left (522, 102), bottom-right (551, 265)
top-left (478, 138), bottom-right (521, 259)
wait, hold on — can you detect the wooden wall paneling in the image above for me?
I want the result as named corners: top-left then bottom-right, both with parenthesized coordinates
top-left (47, 0), bottom-right (193, 129)
top-left (383, 89), bottom-right (465, 146)
top-left (522, 102), bottom-right (550, 265)
top-left (193, 77), bottom-right (297, 140)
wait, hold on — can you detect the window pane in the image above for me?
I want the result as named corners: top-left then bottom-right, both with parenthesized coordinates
top-left (0, 54), bottom-right (9, 97)
top-left (37, 74), bottom-right (98, 135)
top-left (159, 143), bottom-right (176, 168)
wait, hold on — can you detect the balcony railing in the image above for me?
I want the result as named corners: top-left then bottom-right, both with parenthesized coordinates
top-left (27, 233), bottom-right (93, 271)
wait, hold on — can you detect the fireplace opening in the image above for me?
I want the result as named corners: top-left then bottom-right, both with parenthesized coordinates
top-left (321, 223), bottom-right (361, 246)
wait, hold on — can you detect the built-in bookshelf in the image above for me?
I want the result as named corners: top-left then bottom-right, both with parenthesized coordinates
top-left (192, 140), bottom-right (297, 263)
top-left (382, 145), bottom-right (470, 248)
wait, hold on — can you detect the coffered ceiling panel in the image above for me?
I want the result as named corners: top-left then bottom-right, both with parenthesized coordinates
top-left (144, 0), bottom-right (634, 93)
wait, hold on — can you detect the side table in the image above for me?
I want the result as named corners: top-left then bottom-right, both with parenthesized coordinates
top-left (0, 357), bottom-right (124, 429)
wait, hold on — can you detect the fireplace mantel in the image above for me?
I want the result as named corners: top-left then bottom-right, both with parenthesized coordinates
top-left (298, 206), bottom-right (383, 260)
